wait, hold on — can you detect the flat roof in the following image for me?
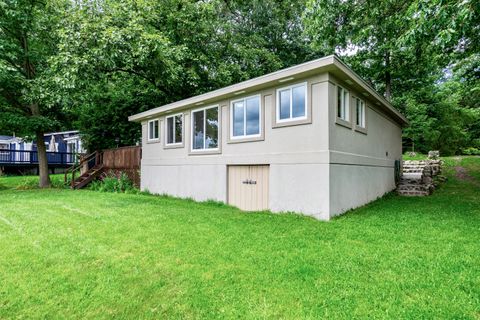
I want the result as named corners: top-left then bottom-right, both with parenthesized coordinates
top-left (129, 55), bottom-right (408, 126)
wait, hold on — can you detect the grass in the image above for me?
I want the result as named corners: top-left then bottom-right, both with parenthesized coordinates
top-left (0, 174), bottom-right (65, 190)
top-left (402, 152), bottom-right (429, 161)
top-left (0, 158), bottom-right (479, 319)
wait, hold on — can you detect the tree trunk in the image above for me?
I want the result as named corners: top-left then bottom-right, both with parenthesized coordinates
top-left (385, 50), bottom-right (392, 101)
top-left (35, 131), bottom-right (51, 188)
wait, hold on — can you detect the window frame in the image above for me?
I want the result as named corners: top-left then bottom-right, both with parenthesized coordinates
top-left (336, 85), bottom-right (350, 122)
top-left (165, 113), bottom-right (184, 147)
top-left (147, 118), bottom-right (160, 142)
top-left (275, 82), bottom-right (308, 124)
top-left (229, 94), bottom-right (262, 141)
top-left (355, 97), bottom-right (366, 128)
top-left (190, 105), bottom-right (220, 153)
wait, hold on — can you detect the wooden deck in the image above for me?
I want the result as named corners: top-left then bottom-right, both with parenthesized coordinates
top-left (0, 150), bottom-right (78, 168)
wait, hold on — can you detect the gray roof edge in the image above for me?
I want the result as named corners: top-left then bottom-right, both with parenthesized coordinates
top-left (331, 56), bottom-right (408, 126)
top-left (129, 55), bottom-right (408, 126)
top-left (128, 55), bottom-right (336, 122)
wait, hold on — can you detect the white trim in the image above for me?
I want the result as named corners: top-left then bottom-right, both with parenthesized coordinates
top-left (275, 82), bottom-right (308, 123)
top-left (44, 130), bottom-right (79, 136)
top-left (355, 97), bottom-right (366, 128)
top-left (147, 118), bottom-right (160, 142)
top-left (190, 105), bottom-right (220, 152)
top-left (337, 85), bottom-right (350, 122)
top-left (129, 55), bottom-right (408, 126)
top-left (229, 94), bottom-right (262, 140)
top-left (165, 113), bottom-right (184, 146)
top-left (63, 135), bottom-right (81, 142)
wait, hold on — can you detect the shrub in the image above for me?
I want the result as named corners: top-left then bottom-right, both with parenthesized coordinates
top-left (462, 147), bottom-right (480, 155)
top-left (89, 171), bottom-right (138, 193)
top-left (15, 175), bottom-right (67, 190)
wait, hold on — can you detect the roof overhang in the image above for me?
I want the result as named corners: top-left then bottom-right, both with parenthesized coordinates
top-left (44, 130), bottom-right (80, 136)
top-left (63, 135), bottom-right (81, 142)
top-left (0, 137), bottom-right (21, 143)
top-left (129, 55), bottom-right (408, 126)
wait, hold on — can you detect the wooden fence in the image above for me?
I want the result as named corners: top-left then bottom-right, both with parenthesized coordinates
top-left (101, 146), bottom-right (141, 186)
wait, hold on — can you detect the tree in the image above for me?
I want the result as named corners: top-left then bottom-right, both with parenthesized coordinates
top-left (52, 0), bottom-right (314, 151)
top-left (0, 0), bottom-right (70, 187)
top-left (303, 0), bottom-right (479, 155)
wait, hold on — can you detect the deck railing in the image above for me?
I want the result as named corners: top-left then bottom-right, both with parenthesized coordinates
top-left (0, 149), bottom-right (78, 165)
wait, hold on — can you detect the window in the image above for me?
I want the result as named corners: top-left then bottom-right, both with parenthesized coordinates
top-left (337, 86), bottom-right (350, 121)
top-left (276, 83), bottom-right (307, 122)
top-left (148, 119), bottom-right (159, 141)
top-left (0, 144), bottom-right (8, 162)
top-left (355, 97), bottom-right (366, 128)
top-left (231, 95), bottom-right (261, 139)
top-left (166, 113), bottom-right (183, 145)
top-left (192, 106), bottom-right (219, 151)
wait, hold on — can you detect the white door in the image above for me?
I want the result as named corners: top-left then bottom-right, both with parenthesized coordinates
top-left (228, 165), bottom-right (269, 211)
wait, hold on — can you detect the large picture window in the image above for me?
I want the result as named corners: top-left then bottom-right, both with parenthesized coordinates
top-left (148, 119), bottom-right (159, 141)
top-left (231, 95), bottom-right (261, 139)
top-left (355, 97), bottom-right (366, 128)
top-left (337, 86), bottom-right (350, 121)
top-left (166, 113), bottom-right (183, 145)
top-left (276, 82), bottom-right (307, 122)
top-left (192, 106), bottom-right (219, 151)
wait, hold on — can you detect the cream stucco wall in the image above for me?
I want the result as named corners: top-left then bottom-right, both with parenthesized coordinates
top-left (327, 77), bottom-right (403, 216)
top-left (140, 75), bottom-right (332, 219)
top-left (139, 72), bottom-right (403, 220)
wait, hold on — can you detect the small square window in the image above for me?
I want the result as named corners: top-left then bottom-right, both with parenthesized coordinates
top-left (231, 95), bottom-right (261, 139)
top-left (148, 119), bottom-right (159, 141)
top-left (276, 83), bottom-right (307, 123)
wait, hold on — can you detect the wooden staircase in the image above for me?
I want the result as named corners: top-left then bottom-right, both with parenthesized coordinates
top-left (71, 164), bottom-right (104, 189)
top-left (65, 151), bottom-right (104, 189)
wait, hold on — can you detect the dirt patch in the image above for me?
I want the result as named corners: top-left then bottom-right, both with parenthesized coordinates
top-left (455, 166), bottom-right (480, 187)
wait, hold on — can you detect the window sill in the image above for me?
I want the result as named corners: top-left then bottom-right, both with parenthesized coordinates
top-left (146, 139), bottom-right (161, 144)
top-left (335, 118), bottom-right (352, 129)
top-left (164, 142), bottom-right (184, 149)
top-left (227, 135), bottom-right (264, 144)
top-left (354, 126), bottom-right (367, 135)
top-left (273, 117), bottom-right (312, 128)
top-left (188, 149), bottom-right (222, 156)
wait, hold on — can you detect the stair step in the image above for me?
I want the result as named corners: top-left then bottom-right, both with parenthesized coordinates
top-left (397, 186), bottom-right (430, 192)
top-left (70, 165), bottom-right (104, 190)
top-left (397, 190), bottom-right (429, 196)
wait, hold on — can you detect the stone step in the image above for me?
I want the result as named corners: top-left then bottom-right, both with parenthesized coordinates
top-left (397, 190), bottom-right (429, 196)
top-left (402, 172), bottom-right (423, 179)
top-left (399, 179), bottom-right (423, 185)
top-left (397, 185), bottom-right (431, 192)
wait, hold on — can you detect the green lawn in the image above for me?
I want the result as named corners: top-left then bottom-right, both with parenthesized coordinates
top-left (0, 158), bottom-right (479, 319)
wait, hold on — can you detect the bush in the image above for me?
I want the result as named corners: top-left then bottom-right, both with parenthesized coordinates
top-left (462, 147), bottom-right (480, 155)
top-left (15, 175), bottom-right (67, 190)
top-left (89, 171), bottom-right (138, 193)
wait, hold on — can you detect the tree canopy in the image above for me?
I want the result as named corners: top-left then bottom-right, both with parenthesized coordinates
top-left (1, 0), bottom-right (478, 166)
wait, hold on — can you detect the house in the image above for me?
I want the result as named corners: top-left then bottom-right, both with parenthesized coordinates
top-left (0, 131), bottom-right (85, 173)
top-left (129, 55), bottom-right (408, 220)
top-left (41, 131), bottom-right (85, 162)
